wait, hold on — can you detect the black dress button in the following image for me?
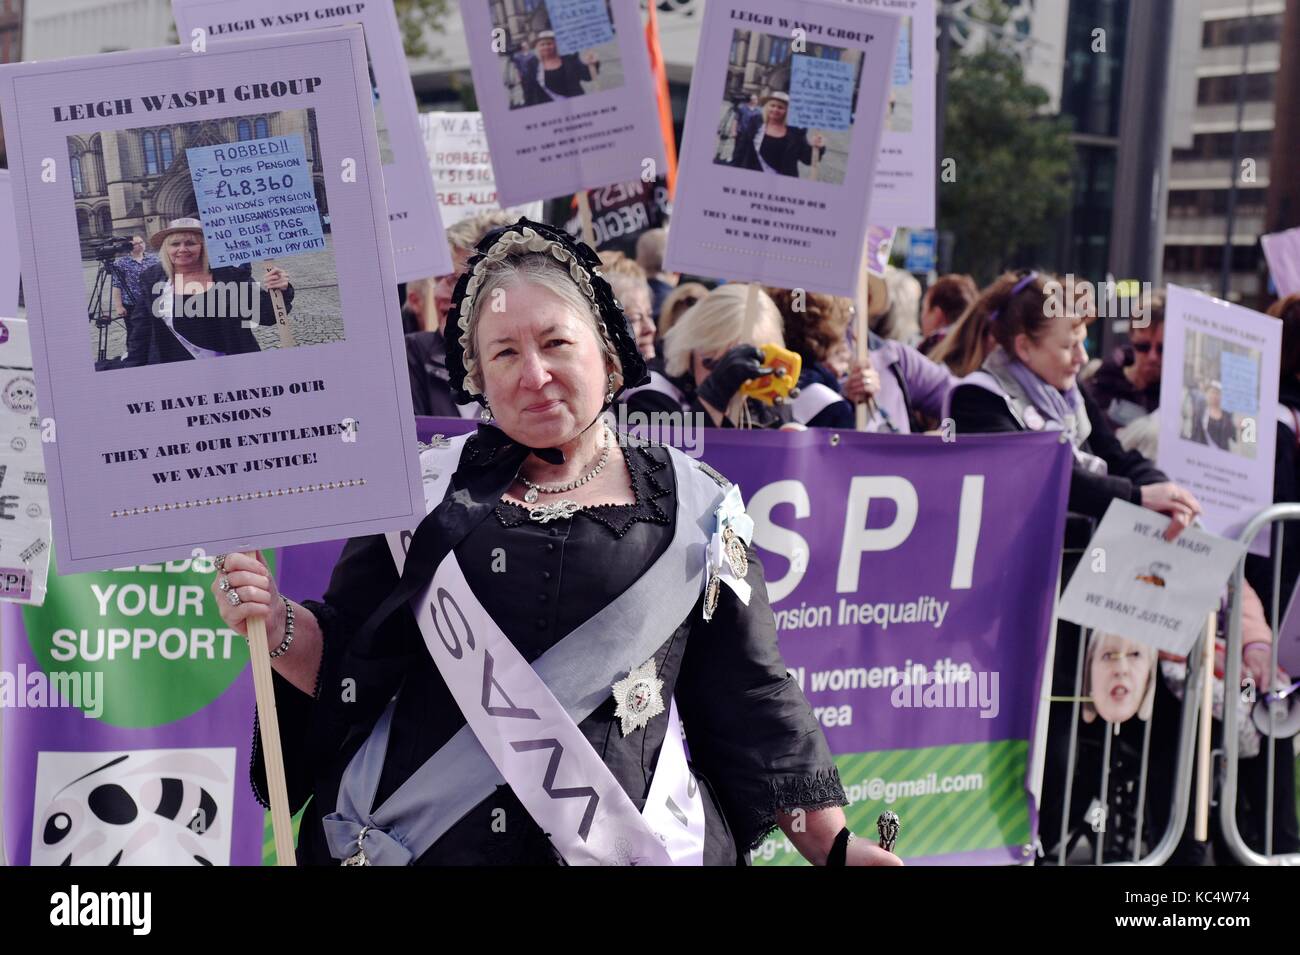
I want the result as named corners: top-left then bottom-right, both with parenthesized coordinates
top-left (545, 542), bottom-right (556, 552)
top-left (538, 593), bottom-right (548, 603)
top-left (536, 617), bottom-right (547, 629)
top-left (548, 527), bottom-right (559, 537)
top-left (542, 570), bottom-right (553, 580)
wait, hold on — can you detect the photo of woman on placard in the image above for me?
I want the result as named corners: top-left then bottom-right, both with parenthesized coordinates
top-left (729, 92), bottom-right (826, 179)
top-left (1188, 380), bottom-right (1237, 452)
top-left (513, 30), bottom-right (601, 105)
top-left (124, 217), bottom-right (294, 367)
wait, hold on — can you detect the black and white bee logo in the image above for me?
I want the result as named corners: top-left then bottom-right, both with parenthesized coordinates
top-left (33, 749), bottom-right (233, 866)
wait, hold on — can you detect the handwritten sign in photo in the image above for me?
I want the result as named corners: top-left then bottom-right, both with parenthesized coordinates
top-left (787, 54), bottom-right (857, 131)
top-left (419, 111), bottom-right (543, 227)
top-left (893, 17), bottom-right (912, 87)
top-left (1218, 350), bottom-right (1260, 417)
top-left (188, 135), bottom-right (325, 266)
top-left (545, 0), bottom-right (616, 55)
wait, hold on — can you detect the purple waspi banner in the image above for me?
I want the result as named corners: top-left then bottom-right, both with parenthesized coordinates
top-left (280, 420), bottom-right (1073, 862)
top-left (3, 421), bottom-right (1069, 865)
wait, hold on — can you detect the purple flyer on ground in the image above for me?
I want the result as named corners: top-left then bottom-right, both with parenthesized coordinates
top-left (172, 0), bottom-right (452, 283)
top-left (458, 0), bottom-right (666, 207)
top-left (0, 26), bottom-right (423, 573)
top-left (664, 0), bottom-right (900, 295)
top-left (0, 170), bottom-right (18, 316)
top-left (849, 0), bottom-right (935, 229)
top-left (1157, 284), bottom-right (1279, 556)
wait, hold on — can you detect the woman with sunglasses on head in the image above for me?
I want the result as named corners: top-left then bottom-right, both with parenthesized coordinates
top-left (945, 271), bottom-right (1199, 537)
top-left (1087, 292), bottom-right (1165, 432)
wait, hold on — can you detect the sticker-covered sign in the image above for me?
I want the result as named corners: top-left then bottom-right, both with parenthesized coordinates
top-left (0, 318), bottom-right (52, 605)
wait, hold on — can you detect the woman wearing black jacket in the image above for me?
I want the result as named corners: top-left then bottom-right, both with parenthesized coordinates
top-left (125, 218), bottom-right (294, 367)
top-left (512, 31), bottom-right (598, 107)
top-left (729, 92), bottom-right (826, 179)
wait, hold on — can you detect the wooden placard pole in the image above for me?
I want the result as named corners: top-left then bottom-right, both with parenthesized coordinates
top-left (1195, 610), bottom-right (1216, 841)
top-left (245, 609), bottom-right (296, 866)
top-left (257, 260), bottom-right (296, 349)
top-left (854, 243), bottom-right (871, 431)
top-left (576, 192), bottom-right (597, 248)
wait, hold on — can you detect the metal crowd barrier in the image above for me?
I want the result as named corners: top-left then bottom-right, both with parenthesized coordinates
top-left (1051, 625), bottom-right (1205, 865)
top-left (1222, 503), bottom-right (1300, 866)
top-left (1049, 522), bottom-right (1203, 866)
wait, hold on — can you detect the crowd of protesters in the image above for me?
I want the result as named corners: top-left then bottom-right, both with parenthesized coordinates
top-left (400, 210), bottom-right (1300, 865)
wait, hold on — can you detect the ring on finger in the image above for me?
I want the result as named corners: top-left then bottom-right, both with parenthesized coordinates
top-left (227, 589), bottom-right (242, 606)
top-left (215, 554), bottom-right (228, 573)
top-left (219, 575), bottom-right (231, 591)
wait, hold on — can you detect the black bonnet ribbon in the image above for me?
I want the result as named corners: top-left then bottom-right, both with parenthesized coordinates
top-left (351, 420), bottom-right (595, 649)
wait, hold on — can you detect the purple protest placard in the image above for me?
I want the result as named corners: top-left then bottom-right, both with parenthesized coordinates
top-left (850, 0), bottom-right (936, 229)
top-left (1157, 284), bottom-right (1280, 556)
top-left (458, 0), bottom-right (666, 208)
top-left (664, 0), bottom-right (900, 295)
top-left (274, 418), bottom-right (1071, 864)
top-left (0, 27), bottom-right (423, 573)
top-left (172, 0), bottom-right (453, 283)
top-left (0, 170), bottom-right (18, 315)
top-left (1262, 228), bottom-right (1300, 298)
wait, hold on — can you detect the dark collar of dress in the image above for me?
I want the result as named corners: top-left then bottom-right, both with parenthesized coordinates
top-left (353, 423), bottom-right (574, 649)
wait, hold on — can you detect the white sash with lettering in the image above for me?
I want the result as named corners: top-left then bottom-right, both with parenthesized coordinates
top-left (156, 280), bottom-right (226, 360)
top-left (384, 435), bottom-right (705, 865)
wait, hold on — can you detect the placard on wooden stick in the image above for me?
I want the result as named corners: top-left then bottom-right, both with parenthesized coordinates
top-left (0, 26), bottom-right (425, 864)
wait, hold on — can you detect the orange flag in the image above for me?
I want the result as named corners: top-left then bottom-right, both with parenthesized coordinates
top-left (645, 0), bottom-right (678, 198)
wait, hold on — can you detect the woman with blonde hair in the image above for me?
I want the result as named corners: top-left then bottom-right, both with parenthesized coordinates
top-left (624, 283), bottom-right (790, 428)
top-left (126, 216), bottom-right (293, 366)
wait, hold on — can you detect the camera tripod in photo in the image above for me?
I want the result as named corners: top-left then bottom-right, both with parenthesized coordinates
top-left (86, 235), bottom-right (135, 370)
